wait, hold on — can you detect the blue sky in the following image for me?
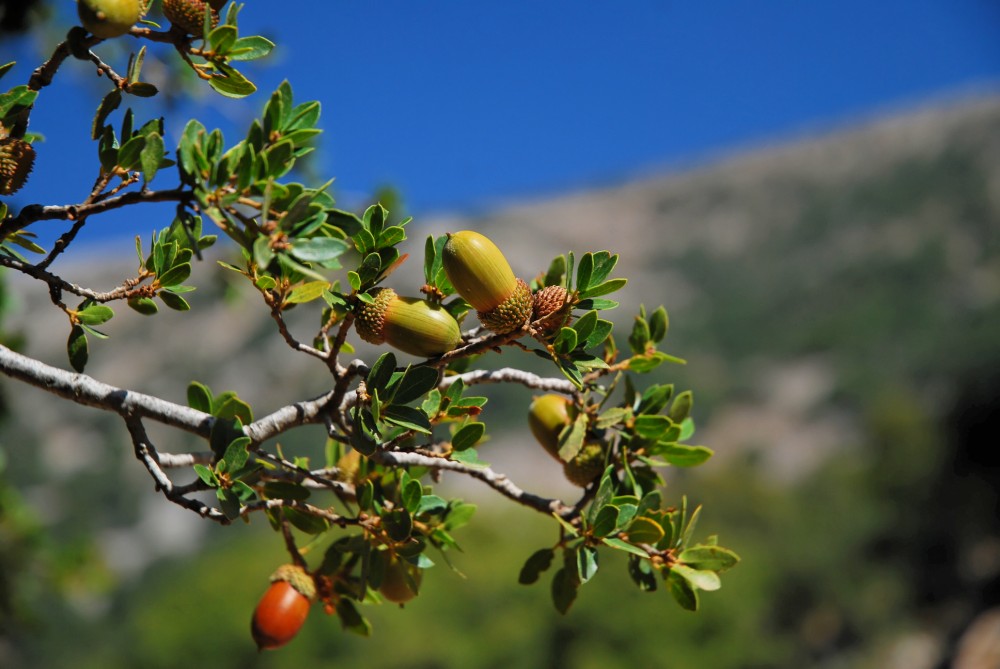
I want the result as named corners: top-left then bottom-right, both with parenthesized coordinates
top-left (3, 0), bottom-right (1000, 243)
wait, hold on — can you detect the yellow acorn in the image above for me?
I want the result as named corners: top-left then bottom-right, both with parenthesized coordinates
top-left (77, 0), bottom-right (144, 39)
top-left (563, 442), bottom-right (606, 487)
top-left (355, 287), bottom-right (462, 358)
top-left (162, 0), bottom-right (219, 35)
top-left (0, 137), bottom-right (35, 196)
top-left (442, 231), bottom-right (533, 334)
top-left (527, 394), bottom-right (572, 461)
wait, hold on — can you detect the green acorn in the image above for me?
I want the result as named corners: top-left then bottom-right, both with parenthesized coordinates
top-left (379, 556), bottom-right (422, 604)
top-left (527, 394), bottom-right (572, 461)
top-left (162, 0), bottom-right (219, 35)
top-left (442, 231), bottom-right (533, 334)
top-left (0, 137), bottom-right (35, 196)
top-left (563, 442), bottom-right (606, 487)
top-left (355, 287), bottom-right (462, 358)
top-left (77, 0), bottom-right (144, 39)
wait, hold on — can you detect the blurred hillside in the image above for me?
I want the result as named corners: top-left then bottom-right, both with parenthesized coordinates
top-left (2, 92), bottom-right (1000, 668)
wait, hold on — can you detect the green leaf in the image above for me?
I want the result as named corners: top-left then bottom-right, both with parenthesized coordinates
top-left (382, 508), bottom-right (412, 542)
top-left (76, 304), bottom-right (114, 326)
top-left (648, 306), bottom-right (669, 343)
top-left (116, 134), bottom-right (146, 171)
top-left (126, 82), bottom-right (158, 98)
top-left (443, 501), bottom-right (476, 530)
top-left (553, 327), bottom-right (578, 356)
top-left (336, 598), bottom-right (372, 637)
top-left (367, 352), bottom-right (396, 393)
top-left (127, 296), bottom-right (158, 315)
top-left (187, 381), bottom-right (213, 413)
top-left (575, 252), bottom-right (594, 292)
top-left (672, 564), bottom-right (722, 592)
top-left (451, 422), bottom-right (485, 452)
top-left (91, 89), bottom-right (122, 140)
top-left (389, 366), bottom-right (439, 405)
top-left (556, 412), bottom-right (588, 462)
top-left (289, 236), bottom-right (350, 263)
top-left (667, 570), bottom-right (700, 611)
top-left (286, 280), bottom-right (331, 304)
top-left (381, 405), bottom-right (432, 434)
top-left (283, 508), bottom-right (330, 535)
top-left (159, 290), bottom-right (191, 311)
top-left (208, 24), bottom-right (237, 53)
top-left (626, 516), bottom-right (665, 544)
top-left (208, 64), bottom-right (257, 98)
top-left (657, 443), bottom-right (713, 467)
top-left (575, 546), bottom-right (599, 585)
top-left (633, 415), bottom-right (672, 439)
top-left (678, 545), bottom-right (740, 572)
top-left (579, 278), bottom-right (627, 299)
top-left (193, 463), bottom-right (217, 487)
top-left (669, 390), bottom-right (694, 423)
top-left (67, 326), bottom-right (88, 373)
top-left (140, 132), bottom-right (164, 182)
top-left (550, 568), bottom-right (578, 614)
top-left (638, 384), bottom-right (674, 415)
top-left (221, 436), bottom-right (251, 473)
top-left (158, 262), bottom-right (192, 288)
top-left (519, 548), bottom-right (554, 585)
top-left (589, 251), bottom-right (619, 286)
top-left (214, 394), bottom-right (253, 424)
top-left (591, 504), bottom-right (620, 538)
top-left (601, 537), bottom-right (649, 558)
top-left (576, 298), bottom-right (619, 311)
top-left (262, 481), bottom-right (311, 501)
top-left (401, 477), bottom-right (423, 514)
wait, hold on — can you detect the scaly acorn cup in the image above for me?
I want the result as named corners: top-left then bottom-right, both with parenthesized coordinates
top-left (442, 230), bottom-right (533, 334)
top-left (564, 442), bottom-right (607, 487)
top-left (0, 138), bottom-right (35, 196)
top-left (532, 284), bottom-right (571, 331)
top-left (527, 394), bottom-right (572, 461)
top-left (162, 0), bottom-right (219, 35)
top-left (355, 287), bottom-right (462, 358)
top-left (251, 564), bottom-right (316, 651)
top-left (77, 0), bottom-right (144, 39)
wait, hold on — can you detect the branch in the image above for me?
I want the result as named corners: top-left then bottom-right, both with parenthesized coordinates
top-left (0, 255), bottom-right (148, 302)
top-left (372, 450), bottom-right (576, 519)
top-left (443, 367), bottom-right (578, 394)
top-left (0, 187), bottom-right (191, 239)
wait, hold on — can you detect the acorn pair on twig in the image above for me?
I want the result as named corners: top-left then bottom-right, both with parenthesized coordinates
top-left (355, 230), bottom-right (570, 357)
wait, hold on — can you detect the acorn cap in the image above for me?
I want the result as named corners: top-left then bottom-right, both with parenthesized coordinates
top-left (77, 0), bottom-right (144, 38)
top-left (0, 138), bottom-right (35, 196)
top-left (532, 284), bottom-right (571, 330)
top-left (269, 564), bottom-right (317, 601)
top-left (163, 0), bottom-right (219, 35)
top-left (355, 287), bottom-right (462, 358)
top-left (563, 443), bottom-right (606, 487)
top-left (443, 231), bottom-right (533, 333)
top-left (527, 394), bottom-right (572, 460)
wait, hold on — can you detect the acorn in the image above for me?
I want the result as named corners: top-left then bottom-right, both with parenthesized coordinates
top-left (442, 231), bottom-right (533, 334)
top-left (355, 287), bottom-right (462, 358)
top-left (379, 556), bottom-right (422, 604)
top-left (251, 564), bottom-right (316, 651)
top-left (532, 284), bottom-right (571, 330)
top-left (162, 0), bottom-right (219, 35)
top-left (0, 137), bottom-right (35, 196)
top-left (563, 442), bottom-right (606, 487)
top-left (77, 0), bottom-right (144, 39)
top-left (527, 394), bottom-right (572, 461)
